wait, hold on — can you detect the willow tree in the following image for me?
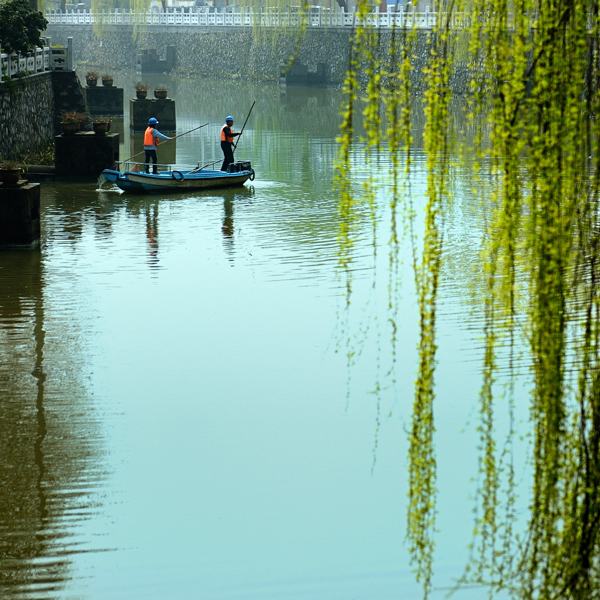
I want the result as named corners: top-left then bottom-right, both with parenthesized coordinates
top-left (89, 0), bottom-right (153, 37)
top-left (334, 0), bottom-right (600, 598)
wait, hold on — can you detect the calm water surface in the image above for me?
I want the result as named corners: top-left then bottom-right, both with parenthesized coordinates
top-left (0, 74), bottom-right (527, 599)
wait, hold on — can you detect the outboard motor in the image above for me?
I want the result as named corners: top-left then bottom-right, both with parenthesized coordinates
top-left (227, 161), bottom-right (252, 173)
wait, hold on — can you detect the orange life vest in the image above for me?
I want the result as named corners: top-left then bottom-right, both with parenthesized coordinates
top-left (221, 124), bottom-right (234, 143)
top-left (144, 126), bottom-right (158, 147)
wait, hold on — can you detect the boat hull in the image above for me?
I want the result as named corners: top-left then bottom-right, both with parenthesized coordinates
top-left (102, 168), bottom-right (254, 194)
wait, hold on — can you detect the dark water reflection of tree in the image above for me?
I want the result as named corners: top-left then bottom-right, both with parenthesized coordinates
top-left (0, 247), bottom-right (105, 599)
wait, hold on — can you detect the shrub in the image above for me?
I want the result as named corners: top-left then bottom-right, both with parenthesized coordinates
top-left (0, 160), bottom-right (20, 170)
top-left (61, 111), bottom-right (87, 124)
top-left (0, 0), bottom-right (48, 54)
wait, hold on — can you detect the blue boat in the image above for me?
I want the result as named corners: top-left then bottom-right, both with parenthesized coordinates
top-left (102, 162), bottom-right (255, 194)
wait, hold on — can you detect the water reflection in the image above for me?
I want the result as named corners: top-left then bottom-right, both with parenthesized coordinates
top-left (0, 249), bottom-right (105, 600)
top-left (144, 203), bottom-right (160, 269)
top-left (222, 198), bottom-right (235, 257)
top-left (222, 197), bottom-right (235, 235)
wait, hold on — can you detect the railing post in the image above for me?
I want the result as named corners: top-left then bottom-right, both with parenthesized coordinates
top-left (67, 36), bottom-right (73, 70)
top-left (43, 41), bottom-right (49, 72)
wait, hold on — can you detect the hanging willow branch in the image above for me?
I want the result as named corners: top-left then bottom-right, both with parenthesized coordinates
top-left (334, 0), bottom-right (600, 595)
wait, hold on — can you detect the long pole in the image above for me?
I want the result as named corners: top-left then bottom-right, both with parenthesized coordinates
top-left (121, 122), bottom-right (210, 164)
top-left (233, 101), bottom-right (255, 152)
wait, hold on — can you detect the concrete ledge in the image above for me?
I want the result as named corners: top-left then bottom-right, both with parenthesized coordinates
top-left (23, 165), bottom-right (56, 182)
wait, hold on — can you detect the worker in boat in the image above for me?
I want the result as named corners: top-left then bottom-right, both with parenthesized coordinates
top-left (144, 117), bottom-right (172, 175)
top-left (220, 115), bottom-right (242, 172)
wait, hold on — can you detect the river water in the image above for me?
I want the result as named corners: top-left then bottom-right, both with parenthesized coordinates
top-left (0, 73), bottom-right (529, 599)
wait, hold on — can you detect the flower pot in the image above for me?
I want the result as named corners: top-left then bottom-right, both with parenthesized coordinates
top-left (62, 122), bottom-right (79, 135)
top-left (0, 167), bottom-right (21, 186)
top-left (86, 77), bottom-right (98, 87)
top-left (93, 121), bottom-right (109, 135)
top-left (154, 89), bottom-right (167, 99)
top-left (136, 90), bottom-right (148, 100)
top-left (102, 78), bottom-right (114, 87)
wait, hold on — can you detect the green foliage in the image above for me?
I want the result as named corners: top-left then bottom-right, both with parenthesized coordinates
top-left (0, 159), bottom-right (20, 169)
top-left (60, 111), bottom-right (86, 124)
top-left (17, 142), bottom-right (54, 166)
top-left (334, 0), bottom-right (600, 597)
top-left (335, 0), bottom-right (443, 594)
top-left (89, 0), bottom-right (152, 37)
top-left (0, 0), bottom-right (48, 54)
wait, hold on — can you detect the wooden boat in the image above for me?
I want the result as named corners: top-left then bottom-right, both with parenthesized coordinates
top-left (102, 161), bottom-right (255, 194)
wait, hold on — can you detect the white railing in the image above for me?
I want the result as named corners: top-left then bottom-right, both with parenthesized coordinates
top-left (45, 6), bottom-right (439, 29)
top-left (0, 37), bottom-right (73, 82)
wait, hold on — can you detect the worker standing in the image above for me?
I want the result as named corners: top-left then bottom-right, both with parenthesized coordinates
top-left (220, 116), bottom-right (242, 172)
top-left (144, 117), bottom-right (172, 175)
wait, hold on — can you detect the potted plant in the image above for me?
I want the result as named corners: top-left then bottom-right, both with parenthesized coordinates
top-left (0, 160), bottom-right (22, 186)
top-left (92, 118), bottom-right (111, 135)
top-left (154, 84), bottom-right (167, 99)
top-left (85, 70), bottom-right (99, 87)
top-left (60, 111), bottom-right (86, 135)
top-left (101, 73), bottom-right (114, 87)
top-left (135, 82), bottom-right (148, 100)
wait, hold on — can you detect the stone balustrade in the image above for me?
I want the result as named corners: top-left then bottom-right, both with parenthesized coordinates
top-left (0, 37), bottom-right (73, 82)
top-left (46, 6), bottom-right (440, 29)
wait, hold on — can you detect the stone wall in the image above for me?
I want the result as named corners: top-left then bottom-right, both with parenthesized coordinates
top-left (0, 71), bottom-right (87, 160)
top-left (0, 74), bottom-right (55, 160)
